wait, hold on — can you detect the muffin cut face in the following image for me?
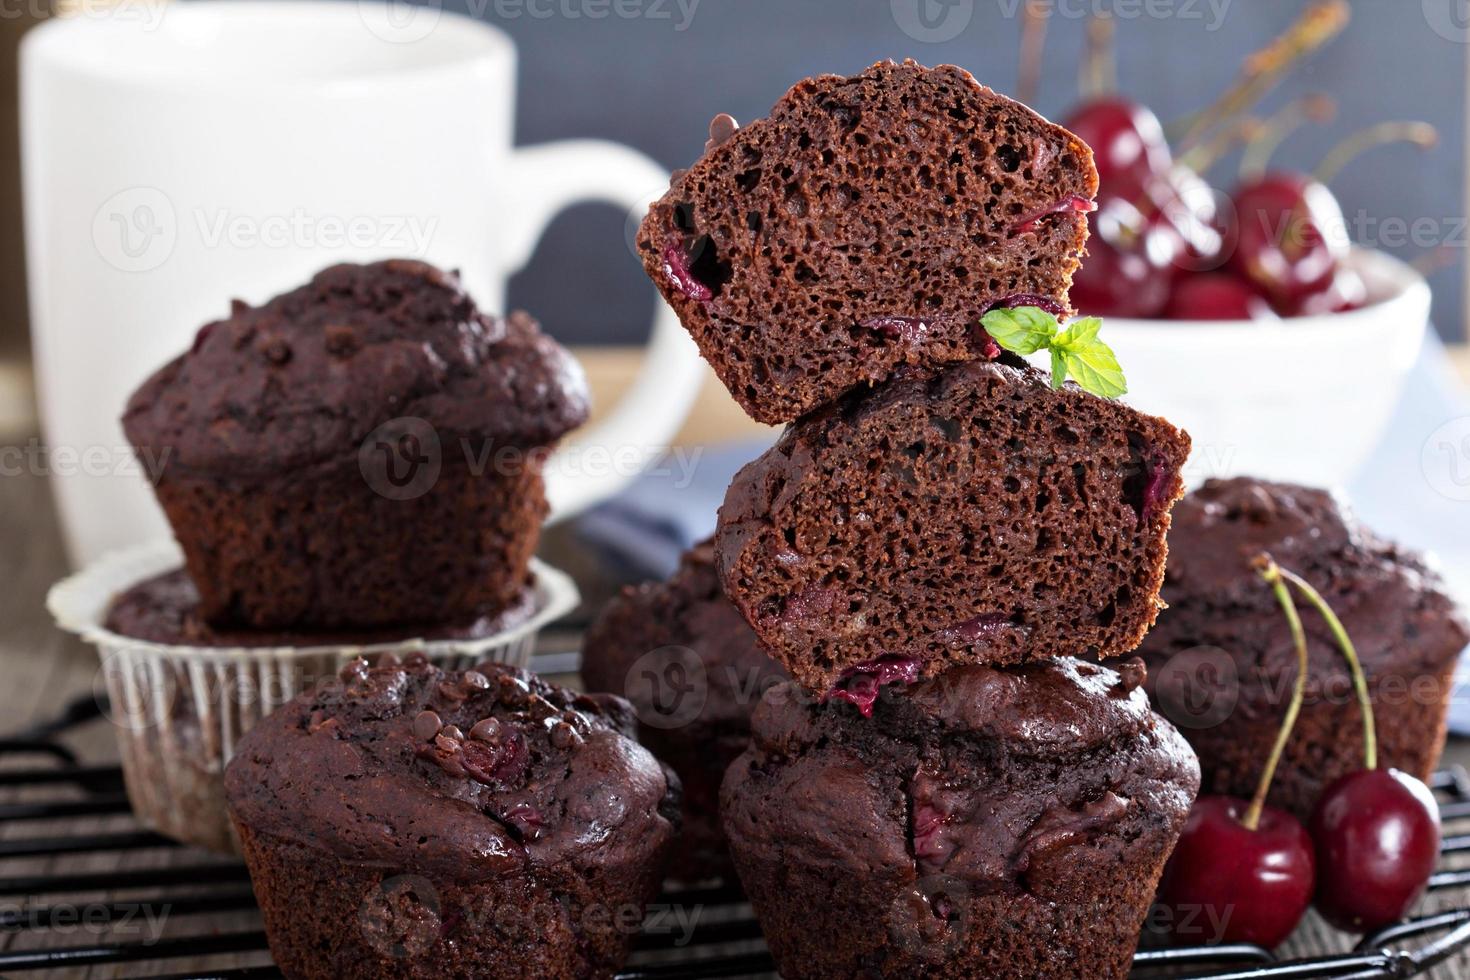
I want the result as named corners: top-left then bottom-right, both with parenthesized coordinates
top-left (716, 356), bottom-right (1191, 694)
top-left (637, 59), bottom-right (1098, 424)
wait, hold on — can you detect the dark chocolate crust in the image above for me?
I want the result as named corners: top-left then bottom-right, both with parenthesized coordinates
top-left (1131, 478), bottom-right (1470, 819)
top-left (105, 568), bottom-right (537, 648)
top-left (226, 657), bottom-right (678, 980)
top-left (721, 657), bottom-right (1199, 979)
top-left (715, 357), bottom-right (1191, 692)
top-left (121, 260), bottom-right (587, 629)
top-left (636, 59), bottom-right (1097, 424)
top-left (123, 260), bottom-right (589, 477)
top-left (581, 540), bottom-right (788, 882)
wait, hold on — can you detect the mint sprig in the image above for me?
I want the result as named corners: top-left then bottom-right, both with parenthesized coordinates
top-left (979, 306), bottom-right (1128, 399)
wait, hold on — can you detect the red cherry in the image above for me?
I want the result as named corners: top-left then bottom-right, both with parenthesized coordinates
top-left (1145, 165), bottom-right (1229, 271)
top-left (1157, 795), bottom-right (1315, 949)
top-left (1063, 97), bottom-right (1172, 199)
top-left (1309, 768), bottom-right (1441, 933)
top-left (1165, 274), bottom-right (1275, 321)
top-left (1229, 172), bottom-right (1349, 308)
top-left (1071, 197), bottom-right (1178, 318)
top-left (1284, 266), bottom-right (1367, 316)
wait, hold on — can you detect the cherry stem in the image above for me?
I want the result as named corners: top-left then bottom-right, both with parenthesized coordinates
top-left (1238, 93), bottom-right (1337, 182)
top-left (1178, 116), bottom-right (1265, 178)
top-left (1080, 14), bottom-right (1115, 100)
top-left (1247, 555), bottom-right (1311, 832)
top-left (1172, 1), bottom-right (1349, 152)
top-left (1274, 565), bottom-right (1377, 771)
top-left (1314, 121), bottom-right (1438, 186)
top-left (1018, 0), bottom-right (1048, 107)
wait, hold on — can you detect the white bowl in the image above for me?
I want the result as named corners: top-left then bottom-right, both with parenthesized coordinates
top-left (1101, 248), bottom-right (1429, 488)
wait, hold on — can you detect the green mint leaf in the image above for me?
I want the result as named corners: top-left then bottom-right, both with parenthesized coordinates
top-left (1053, 316), bottom-right (1103, 350)
top-left (1057, 341), bottom-right (1128, 398)
top-left (1049, 347), bottom-right (1068, 389)
top-left (983, 306), bottom-right (1128, 399)
top-left (980, 306), bottom-right (1058, 356)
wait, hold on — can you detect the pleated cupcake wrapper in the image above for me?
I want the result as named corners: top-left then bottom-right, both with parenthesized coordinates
top-left (48, 540), bottom-right (580, 854)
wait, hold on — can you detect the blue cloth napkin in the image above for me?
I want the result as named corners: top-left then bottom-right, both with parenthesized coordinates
top-left (579, 335), bottom-right (1470, 728)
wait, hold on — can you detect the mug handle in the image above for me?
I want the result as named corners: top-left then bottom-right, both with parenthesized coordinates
top-left (502, 139), bottom-right (704, 523)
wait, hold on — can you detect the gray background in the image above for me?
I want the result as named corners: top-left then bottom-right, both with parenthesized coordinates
top-left (479, 0), bottom-right (1470, 344)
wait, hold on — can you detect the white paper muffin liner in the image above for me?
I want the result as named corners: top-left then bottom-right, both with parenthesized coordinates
top-left (47, 540), bottom-right (580, 854)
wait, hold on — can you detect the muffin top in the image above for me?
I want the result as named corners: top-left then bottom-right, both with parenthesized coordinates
top-left (723, 657), bottom-right (1198, 883)
top-left (580, 539), bottom-right (789, 730)
top-left (105, 569), bottom-right (536, 648)
top-left (1147, 477), bottom-right (1469, 677)
top-left (225, 657), bottom-right (679, 881)
top-left (123, 260), bottom-right (590, 476)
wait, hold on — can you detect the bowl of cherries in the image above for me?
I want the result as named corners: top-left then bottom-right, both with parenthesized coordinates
top-left (1065, 90), bottom-right (1433, 489)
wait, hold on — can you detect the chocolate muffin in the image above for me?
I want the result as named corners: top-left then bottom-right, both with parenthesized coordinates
top-left (225, 656), bottom-right (679, 980)
top-left (1132, 478), bottom-right (1470, 819)
top-left (105, 568), bottom-right (537, 648)
top-left (122, 260), bottom-right (589, 629)
top-left (715, 356), bottom-right (1190, 695)
top-left (636, 59), bottom-right (1097, 424)
top-left (721, 657), bottom-right (1199, 979)
top-left (580, 540), bottom-right (788, 882)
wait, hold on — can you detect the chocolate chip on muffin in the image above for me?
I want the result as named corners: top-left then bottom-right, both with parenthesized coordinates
top-left (715, 356), bottom-right (1190, 693)
top-left (637, 59), bottom-right (1097, 424)
top-left (581, 540), bottom-right (788, 882)
top-left (1131, 477), bottom-right (1470, 819)
top-left (122, 259), bottom-right (589, 629)
top-left (226, 656), bottom-right (679, 980)
top-left (721, 656), bottom-right (1199, 979)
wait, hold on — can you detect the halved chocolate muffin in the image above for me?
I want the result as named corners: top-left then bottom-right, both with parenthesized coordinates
top-left (721, 657), bottom-right (1199, 979)
top-left (1132, 478), bottom-right (1470, 819)
top-left (637, 59), bottom-right (1097, 424)
top-left (715, 356), bottom-right (1190, 694)
top-left (581, 540), bottom-right (788, 882)
top-left (122, 259), bottom-right (588, 629)
top-left (226, 656), bottom-right (679, 980)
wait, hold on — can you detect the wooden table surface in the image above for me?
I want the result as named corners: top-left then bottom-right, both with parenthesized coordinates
top-left (1, 348), bottom-right (1469, 976)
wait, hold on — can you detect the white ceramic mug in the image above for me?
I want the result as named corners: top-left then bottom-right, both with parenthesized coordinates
top-left (22, 0), bottom-right (702, 567)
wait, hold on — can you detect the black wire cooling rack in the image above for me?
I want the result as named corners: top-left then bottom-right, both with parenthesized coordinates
top-left (3, 685), bottom-right (1470, 978)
